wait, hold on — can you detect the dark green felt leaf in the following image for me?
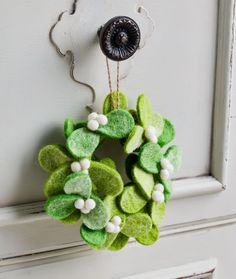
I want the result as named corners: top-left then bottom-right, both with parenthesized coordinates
top-left (108, 233), bottom-right (129, 251)
top-left (80, 224), bottom-right (107, 248)
top-left (64, 172), bottom-right (92, 198)
top-left (121, 213), bottom-right (152, 238)
top-left (124, 125), bottom-right (144, 154)
top-left (125, 153), bottom-right (138, 180)
top-left (96, 109), bottom-right (135, 139)
top-left (44, 164), bottom-right (71, 197)
top-left (66, 128), bottom-right (100, 159)
top-left (158, 118), bottom-right (175, 147)
top-left (64, 118), bottom-right (75, 139)
top-left (89, 161), bottom-right (123, 198)
top-left (136, 225), bottom-right (159, 246)
top-left (99, 157), bottom-right (116, 169)
top-left (45, 194), bottom-right (79, 220)
top-left (132, 165), bottom-right (154, 200)
top-left (103, 92), bottom-right (128, 114)
top-left (82, 195), bottom-right (109, 230)
top-left (139, 142), bottom-right (162, 174)
top-left (136, 94), bottom-right (153, 129)
top-left (119, 185), bottom-right (147, 214)
top-left (61, 211), bottom-right (81, 224)
top-left (164, 145), bottom-right (182, 171)
top-left (38, 144), bottom-right (72, 173)
top-left (151, 201), bottom-right (166, 226)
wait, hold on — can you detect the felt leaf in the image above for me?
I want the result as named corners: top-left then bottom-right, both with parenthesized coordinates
top-left (64, 172), bottom-right (92, 198)
top-left (100, 157), bottom-right (116, 169)
top-left (80, 224), bottom-right (107, 248)
top-left (124, 125), bottom-right (144, 154)
top-left (64, 118), bottom-right (75, 139)
top-left (125, 153), bottom-right (138, 180)
top-left (61, 211), bottom-right (81, 224)
top-left (164, 145), bottom-right (182, 171)
top-left (96, 109), bottom-right (135, 139)
top-left (103, 195), bottom-right (126, 220)
top-left (89, 161), bottom-right (123, 198)
top-left (158, 118), bottom-right (175, 147)
top-left (162, 179), bottom-right (172, 202)
top-left (136, 225), bottom-right (159, 246)
top-left (75, 121), bottom-right (87, 129)
top-left (44, 164), bottom-right (71, 197)
top-left (132, 165), bottom-right (154, 200)
top-left (45, 194), bottom-right (79, 220)
top-left (139, 142), bottom-right (162, 174)
top-left (82, 195), bottom-right (109, 230)
top-left (108, 233), bottom-right (129, 251)
top-left (136, 94), bottom-right (153, 128)
top-left (66, 128), bottom-right (100, 159)
top-left (129, 109), bottom-right (139, 124)
top-left (38, 144), bottom-right (72, 173)
top-left (150, 113), bottom-right (164, 137)
top-left (103, 91), bottom-right (128, 114)
top-left (119, 185), bottom-right (147, 214)
top-left (122, 213), bottom-right (152, 238)
top-left (151, 201), bottom-right (166, 226)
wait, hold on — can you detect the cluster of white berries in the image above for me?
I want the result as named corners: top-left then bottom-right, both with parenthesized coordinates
top-left (71, 158), bottom-right (90, 174)
top-left (105, 216), bottom-right (122, 234)
top-left (74, 198), bottom-right (96, 214)
top-left (145, 125), bottom-right (158, 143)
top-left (152, 183), bottom-right (165, 203)
top-left (87, 112), bottom-right (108, 131)
top-left (160, 158), bottom-right (174, 180)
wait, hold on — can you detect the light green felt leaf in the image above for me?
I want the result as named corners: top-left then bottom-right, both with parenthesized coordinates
top-left (119, 185), bottom-right (147, 214)
top-left (151, 201), bottom-right (166, 226)
top-left (82, 195), bottom-right (109, 230)
top-left (158, 118), bottom-right (175, 147)
top-left (103, 91), bottom-right (128, 114)
top-left (38, 144), bottom-right (72, 173)
top-left (132, 165), bottom-right (154, 200)
top-left (96, 109), bottom-right (135, 139)
top-left (125, 153), bottom-right (138, 180)
top-left (150, 113), bottom-right (164, 137)
top-left (122, 213), bottom-right (152, 238)
top-left (139, 142), bottom-right (162, 174)
top-left (103, 195), bottom-right (126, 220)
top-left (108, 233), bottom-right (129, 251)
top-left (44, 164), bottom-right (71, 197)
top-left (64, 172), bottom-right (92, 198)
top-left (162, 179), bottom-right (172, 202)
top-left (136, 225), bottom-right (159, 246)
top-left (89, 161), bottom-right (123, 198)
top-left (124, 125), bottom-right (144, 154)
top-left (164, 145), bottom-right (182, 171)
top-left (45, 194), bottom-right (79, 220)
top-left (80, 224), bottom-right (107, 248)
top-left (61, 211), bottom-right (81, 224)
top-left (100, 157), bottom-right (116, 169)
top-left (66, 128), bottom-right (100, 159)
top-left (137, 94), bottom-right (153, 129)
top-left (64, 118), bottom-right (75, 139)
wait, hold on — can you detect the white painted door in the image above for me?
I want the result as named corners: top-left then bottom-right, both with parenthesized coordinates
top-left (0, 0), bottom-right (236, 278)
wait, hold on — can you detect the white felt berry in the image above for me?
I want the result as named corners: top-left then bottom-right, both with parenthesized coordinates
top-left (149, 134), bottom-right (158, 143)
top-left (152, 191), bottom-right (165, 203)
top-left (113, 226), bottom-right (121, 234)
top-left (112, 216), bottom-right (122, 226)
top-left (88, 112), bottom-right (98, 121)
top-left (97, 114), bottom-right (108, 125)
top-left (74, 198), bottom-right (85, 210)
top-left (154, 183), bottom-right (164, 192)
top-left (106, 222), bottom-right (115, 233)
top-left (160, 169), bottom-right (170, 180)
top-left (81, 208), bottom-right (91, 214)
top-left (87, 119), bottom-right (99, 131)
top-left (160, 158), bottom-right (170, 169)
top-left (166, 163), bottom-right (174, 174)
top-left (80, 158), bottom-right (91, 170)
top-left (145, 126), bottom-right (158, 143)
top-left (85, 199), bottom-right (96, 210)
top-left (147, 126), bottom-right (156, 135)
top-left (71, 161), bottom-right (81, 172)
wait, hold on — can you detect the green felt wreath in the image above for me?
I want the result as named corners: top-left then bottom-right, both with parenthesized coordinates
top-left (38, 93), bottom-right (181, 251)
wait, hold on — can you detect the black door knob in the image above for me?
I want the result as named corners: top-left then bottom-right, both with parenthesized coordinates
top-left (98, 16), bottom-right (141, 61)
